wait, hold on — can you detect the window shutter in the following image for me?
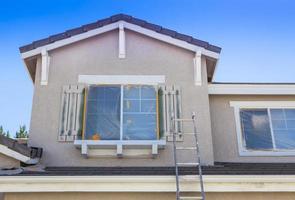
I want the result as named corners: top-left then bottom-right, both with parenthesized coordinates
top-left (58, 85), bottom-right (85, 142)
top-left (159, 85), bottom-right (182, 138)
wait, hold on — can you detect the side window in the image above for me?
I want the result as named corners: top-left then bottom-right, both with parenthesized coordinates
top-left (240, 109), bottom-right (273, 150)
top-left (239, 108), bottom-right (295, 151)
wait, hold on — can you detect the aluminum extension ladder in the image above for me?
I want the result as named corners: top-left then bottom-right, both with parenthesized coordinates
top-left (171, 113), bottom-right (205, 200)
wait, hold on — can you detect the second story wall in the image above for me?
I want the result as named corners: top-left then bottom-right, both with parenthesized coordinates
top-left (29, 29), bottom-right (215, 166)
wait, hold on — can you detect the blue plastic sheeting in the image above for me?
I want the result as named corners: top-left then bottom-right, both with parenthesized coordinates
top-left (123, 85), bottom-right (157, 140)
top-left (240, 109), bottom-right (273, 150)
top-left (84, 85), bottom-right (157, 140)
top-left (240, 108), bottom-right (295, 150)
top-left (85, 86), bottom-right (121, 140)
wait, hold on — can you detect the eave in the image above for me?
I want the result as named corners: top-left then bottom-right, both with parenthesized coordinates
top-left (208, 83), bottom-right (295, 95)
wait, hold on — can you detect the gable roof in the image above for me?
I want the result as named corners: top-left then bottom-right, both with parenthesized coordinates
top-left (19, 14), bottom-right (221, 54)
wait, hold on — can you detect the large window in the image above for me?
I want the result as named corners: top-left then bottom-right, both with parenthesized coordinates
top-left (84, 85), bottom-right (158, 140)
top-left (231, 101), bottom-right (295, 156)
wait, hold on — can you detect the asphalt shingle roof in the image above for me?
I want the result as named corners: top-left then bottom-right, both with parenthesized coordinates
top-left (19, 14), bottom-right (221, 54)
top-left (3, 162), bottom-right (295, 176)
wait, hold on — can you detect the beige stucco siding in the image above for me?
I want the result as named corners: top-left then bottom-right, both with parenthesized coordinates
top-left (29, 29), bottom-right (214, 166)
top-left (210, 95), bottom-right (295, 163)
top-left (5, 192), bottom-right (295, 200)
top-left (0, 153), bottom-right (19, 169)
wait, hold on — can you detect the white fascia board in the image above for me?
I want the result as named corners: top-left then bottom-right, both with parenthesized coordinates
top-left (1, 175), bottom-right (295, 192)
top-left (21, 22), bottom-right (120, 59)
top-left (123, 22), bottom-right (219, 59)
top-left (0, 144), bottom-right (30, 163)
top-left (20, 21), bottom-right (220, 60)
top-left (208, 84), bottom-right (295, 95)
top-left (78, 75), bottom-right (165, 85)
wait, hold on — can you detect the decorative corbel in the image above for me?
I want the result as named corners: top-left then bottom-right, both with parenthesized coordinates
top-left (193, 50), bottom-right (202, 86)
top-left (118, 22), bottom-right (126, 59)
top-left (41, 49), bottom-right (50, 85)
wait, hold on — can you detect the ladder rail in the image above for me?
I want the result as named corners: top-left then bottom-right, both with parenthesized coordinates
top-left (192, 114), bottom-right (205, 200)
top-left (172, 113), bottom-right (205, 200)
top-left (171, 116), bottom-right (181, 200)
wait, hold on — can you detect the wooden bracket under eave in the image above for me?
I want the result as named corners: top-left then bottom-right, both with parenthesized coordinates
top-left (41, 49), bottom-right (50, 85)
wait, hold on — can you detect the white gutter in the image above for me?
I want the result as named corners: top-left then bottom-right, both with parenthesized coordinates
top-left (1, 175), bottom-right (295, 192)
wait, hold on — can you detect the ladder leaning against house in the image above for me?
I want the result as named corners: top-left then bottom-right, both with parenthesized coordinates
top-left (171, 113), bottom-right (205, 200)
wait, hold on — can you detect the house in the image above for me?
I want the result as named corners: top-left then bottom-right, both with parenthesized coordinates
top-left (1, 13), bottom-right (295, 200)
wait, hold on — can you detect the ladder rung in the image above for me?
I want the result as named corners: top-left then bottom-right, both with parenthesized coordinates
top-left (176, 147), bottom-right (197, 150)
top-left (177, 162), bottom-right (199, 166)
top-left (182, 132), bottom-right (199, 135)
top-left (180, 197), bottom-right (203, 200)
top-left (173, 119), bottom-right (194, 122)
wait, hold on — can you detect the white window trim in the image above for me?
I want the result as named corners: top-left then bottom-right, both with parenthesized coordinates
top-left (78, 75), bottom-right (165, 85)
top-left (230, 101), bottom-right (295, 156)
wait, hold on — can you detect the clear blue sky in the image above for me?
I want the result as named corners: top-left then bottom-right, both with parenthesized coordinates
top-left (0, 0), bottom-right (294, 136)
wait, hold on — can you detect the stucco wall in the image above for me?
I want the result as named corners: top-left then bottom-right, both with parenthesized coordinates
top-left (210, 95), bottom-right (295, 163)
top-left (5, 192), bottom-right (295, 200)
top-left (28, 29), bottom-right (214, 166)
top-left (0, 153), bottom-right (19, 169)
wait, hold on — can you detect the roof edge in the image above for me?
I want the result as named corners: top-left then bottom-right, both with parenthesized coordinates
top-left (208, 83), bottom-right (295, 95)
top-left (19, 13), bottom-right (221, 54)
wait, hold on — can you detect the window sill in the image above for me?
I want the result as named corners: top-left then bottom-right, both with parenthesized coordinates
top-left (239, 149), bottom-right (295, 157)
top-left (74, 140), bottom-right (166, 157)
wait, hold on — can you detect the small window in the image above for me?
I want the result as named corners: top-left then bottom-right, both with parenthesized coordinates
top-left (238, 106), bottom-right (295, 153)
top-left (84, 85), bottom-right (158, 141)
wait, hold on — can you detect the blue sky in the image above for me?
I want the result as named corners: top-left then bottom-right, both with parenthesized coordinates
top-left (0, 0), bottom-right (294, 136)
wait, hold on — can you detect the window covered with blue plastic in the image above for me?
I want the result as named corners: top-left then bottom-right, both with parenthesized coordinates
top-left (84, 85), bottom-right (158, 140)
top-left (240, 109), bottom-right (273, 150)
top-left (123, 86), bottom-right (157, 140)
top-left (240, 108), bottom-right (295, 150)
top-left (85, 86), bottom-right (121, 140)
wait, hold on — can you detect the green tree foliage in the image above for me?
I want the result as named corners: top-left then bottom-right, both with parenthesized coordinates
top-left (0, 126), bottom-right (11, 138)
top-left (16, 125), bottom-right (29, 138)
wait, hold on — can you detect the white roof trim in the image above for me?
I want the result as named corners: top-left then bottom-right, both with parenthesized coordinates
top-left (21, 22), bottom-right (120, 59)
top-left (1, 175), bottom-right (295, 192)
top-left (208, 84), bottom-right (295, 95)
top-left (21, 21), bottom-right (219, 60)
top-left (0, 144), bottom-right (30, 163)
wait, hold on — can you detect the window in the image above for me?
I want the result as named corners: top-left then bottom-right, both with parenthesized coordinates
top-left (231, 101), bottom-right (295, 156)
top-left (84, 85), bottom-right (158, 141)
top-left (240, 109), bottom-right (273, 150)
top-left (59, 79), bottom-right (182, 155)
